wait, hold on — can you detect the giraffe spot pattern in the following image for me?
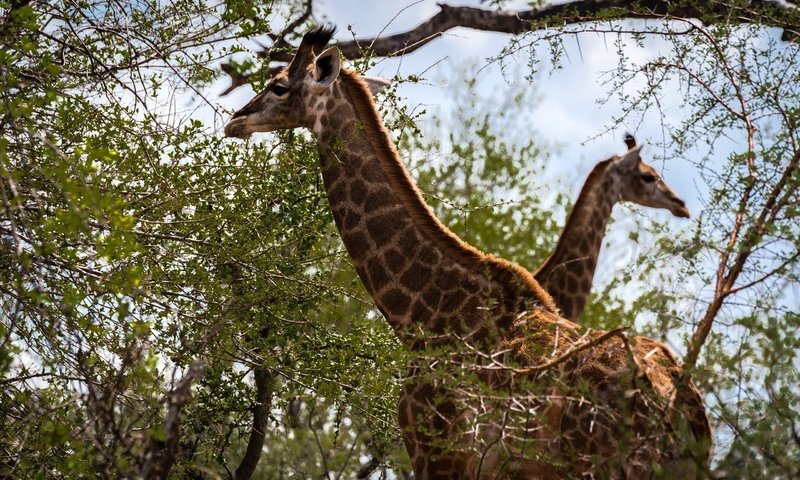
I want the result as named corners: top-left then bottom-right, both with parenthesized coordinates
top-left (561, 297), bottom-right (575, 318)
top-left (347, 151), bottom-right (364, 169)
top-left (434, 268), bottom-right (461, 291)
top-left (430, 314), bottom-right (449, 334)
top-left (566, 274), bottom-right (578, 292)
top-left (418, 246), bottom-right (440, 265)
top-left (367, 258), bottom-right (390, 291)
top-left (364, 190), bottom-right (394, 210)
top-left (359, 163), bottom-right (385, 182)
top-left (422, 288), bottom-right (442, 310)
top-left (382, 288), bottom-right (411, 316)
top-left (354, 264), bottom-right (370, 291)
top-left (578, 236), bottom-right (592, 254)
top-left (396, 229), bottom-right (421, 257)
top-left (366, 213), bottom-right (400, 245)
top-left (332, 104), bottom-right (349, 121)
top-left (321, 162), bottom-right (340, 182)
top-left (342, 233), bottom-right (368, 261)
top-left (349, 179), bottom-right (367, 205)
top-left (441, 290), bottom-right (465, 313)
top-left (384, 248), bottom-right (407, 274)
top-left (400, 262), bottom-right (433, 291)
top-left (592, 214), bottom-right (604, 231)
top-left (342, 208), bottom-right (361, 231)
top-left (462, 298), bottom-right (482, 327)
top-left (328, 179), bottom-right (347, 204)
top-left (411, 300), bottom-right (434, 324)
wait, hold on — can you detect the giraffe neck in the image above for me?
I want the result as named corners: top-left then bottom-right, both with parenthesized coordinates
top-left (313, 70), bottom-right (554, 344)
top-left (534, 160), bottom-right (621, 322)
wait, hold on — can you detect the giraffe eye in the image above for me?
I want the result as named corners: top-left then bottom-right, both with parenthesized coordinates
top-left (270, 84), bottom-right (289, 96)
top-left (641, 174), bottom-right (656, 183)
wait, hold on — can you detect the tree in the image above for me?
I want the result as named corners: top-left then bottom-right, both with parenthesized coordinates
top-left (0, 0), bottom-right (362, 477)
top-left (1, 0), bottom-right (798, 478)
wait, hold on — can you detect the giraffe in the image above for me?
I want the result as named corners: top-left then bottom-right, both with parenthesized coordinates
top-left (534, 135), bottom-right (690, 323)
top-left (224, 27), bottom-right (711, 479)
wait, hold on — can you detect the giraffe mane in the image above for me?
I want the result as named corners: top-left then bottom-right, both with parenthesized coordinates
top-left (337, 68), bottom-right (557, 313)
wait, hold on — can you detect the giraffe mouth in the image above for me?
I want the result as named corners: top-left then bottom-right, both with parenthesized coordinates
top-left (671, 199), bottom-right (691, 218)
top-left (674, 208), bottom-right (691, 218)
top-left (224, 117), bottom-right (253, 139)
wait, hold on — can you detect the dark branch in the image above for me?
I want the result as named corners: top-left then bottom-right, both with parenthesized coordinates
top-left (271, 0), bottom-right (314, 54)
top-left (355, 457), bottom-right (381, 479)
top-left (138, 360), bottom-right (205, 480)
top-left (234, 367), bottom-right (274, 480)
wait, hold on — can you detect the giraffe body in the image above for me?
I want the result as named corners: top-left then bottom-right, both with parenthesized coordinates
top-left (225, 27), bottom-right (710, 479)
top-left (535, 138), bottom-right (690, 322)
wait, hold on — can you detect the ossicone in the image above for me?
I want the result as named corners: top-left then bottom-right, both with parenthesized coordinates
top-left (288, 24), bottom-right (337, 79)
top-left (300, 25), bottom-right (336, 53)
top-left (624, 133), bottom-right (637, 150)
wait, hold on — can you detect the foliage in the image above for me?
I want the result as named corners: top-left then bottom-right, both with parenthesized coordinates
top-left (1, 0), bottom-right (798, 478)
top-left (0, 0), bottom-right (384, 477)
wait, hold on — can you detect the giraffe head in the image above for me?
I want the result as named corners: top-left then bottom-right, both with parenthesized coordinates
top-left (224, 26), bottom-right (389, 139)
top-left (612, 134), bottom-right (690, 218)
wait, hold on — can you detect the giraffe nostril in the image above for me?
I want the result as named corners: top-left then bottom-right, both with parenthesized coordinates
top-left (674, 198), bottom-right (686, 207)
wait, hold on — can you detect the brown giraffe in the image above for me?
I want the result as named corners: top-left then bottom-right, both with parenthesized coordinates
top-left (534, 135), bottom-right (690, 323)
top-left (225, 27), bottom-right (711, 479)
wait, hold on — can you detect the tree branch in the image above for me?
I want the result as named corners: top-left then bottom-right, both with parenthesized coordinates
top-left (514, 325), bottom-right (629, 374)
top-left (683, 148), bottom-right (800, 373)
top-left (137, 360), bottom-right (205, 480)
top-left (355, 457), bottom-right (381, 479)
top-left (234, 367), bottom-right (274, 480)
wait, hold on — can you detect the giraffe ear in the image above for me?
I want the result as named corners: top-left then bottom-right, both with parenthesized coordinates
top-left (312, 47), bottom-right (341, 92)
top-left (361, 76), bottom-right (391, 95)
top-left (616, 144), bottom-right (643, 170)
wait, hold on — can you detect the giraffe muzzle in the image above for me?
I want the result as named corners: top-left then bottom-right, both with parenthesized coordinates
top-left (224, 117), bottom-right (251, 139)
top-left (671, 198), bottom-right (691, 218)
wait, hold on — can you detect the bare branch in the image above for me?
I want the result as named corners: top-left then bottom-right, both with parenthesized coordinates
top-left (308, 400), bottom-right (332, 480)
top-left (513, 325), bottom-right (629, 374)
top-left (683, 149), bottom-right (800, 372)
